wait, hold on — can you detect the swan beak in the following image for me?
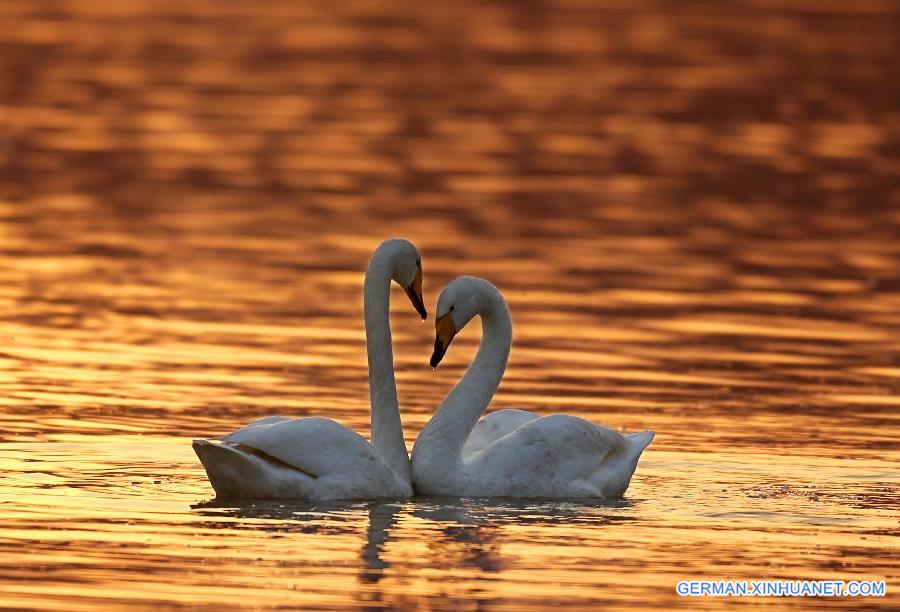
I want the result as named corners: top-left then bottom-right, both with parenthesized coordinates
top-left (405, 267), bottom-right (427, 320)
top-left (430, 313), bottom-right (457, 368)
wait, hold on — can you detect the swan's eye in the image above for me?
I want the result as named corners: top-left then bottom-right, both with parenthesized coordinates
top-left (449, 305), bottom-right (455, 312)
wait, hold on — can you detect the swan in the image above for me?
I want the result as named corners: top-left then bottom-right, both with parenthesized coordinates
top-left (193, 239), bottom-right (427, 500)
top-left (410, 276), bottom-right (654, 498)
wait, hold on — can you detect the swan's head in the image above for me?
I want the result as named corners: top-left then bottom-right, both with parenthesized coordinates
top-left (382, 238), bottom-right (427, 320)
top-left (430, 276), bottom-right (493, 368)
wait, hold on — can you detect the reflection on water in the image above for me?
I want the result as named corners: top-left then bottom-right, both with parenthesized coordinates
top-left (192, 499), bottom-right (401, 582)
top-left (1, 0), bottom-right (898, 609)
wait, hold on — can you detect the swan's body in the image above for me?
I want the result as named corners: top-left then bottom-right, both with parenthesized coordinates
top-left (411, 276), bottom-right (654, 498)
top-left (193, 239), bottom-right (426, 500)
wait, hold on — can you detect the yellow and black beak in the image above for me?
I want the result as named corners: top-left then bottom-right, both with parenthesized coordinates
top-left (430, 312), bottom-right (457, 368)
top-left (404, 266), bottom-right (427, 320)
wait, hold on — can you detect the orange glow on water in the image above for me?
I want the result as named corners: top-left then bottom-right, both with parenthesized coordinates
top-left (1, 0), bottom-right (898, 609)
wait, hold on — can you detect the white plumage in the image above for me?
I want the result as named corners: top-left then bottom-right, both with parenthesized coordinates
top-left (412, 276), bottom-right (654, 498)
top-left (193, 239), bottom-right (425, 500)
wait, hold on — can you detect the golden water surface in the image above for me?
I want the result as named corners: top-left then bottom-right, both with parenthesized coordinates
top-left (1, 0), bottom-right (898, 609)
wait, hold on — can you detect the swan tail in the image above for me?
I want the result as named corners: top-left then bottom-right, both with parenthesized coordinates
top-left (193, 440), bottom-right (256, 497)
top-left (192, 439), bottom-right (312, 498)
top-left (625, 430), bottom-right (655, 457)
top-left (592, 430), bottom-right (654, 498)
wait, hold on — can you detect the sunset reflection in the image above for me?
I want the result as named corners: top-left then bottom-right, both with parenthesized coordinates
top-left (1, 0), bottom-right (898, 609)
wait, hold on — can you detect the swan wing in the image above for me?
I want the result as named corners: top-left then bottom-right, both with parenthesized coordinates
top-left (470, 414), bottom-right (628, 494)
top-left (197, 418), bottom-right (411, 499)
top-left (221, 417), bottom-right (392, 480)
top-left (463, 409), bottom-right (539, 456)
top-left (219, 415), bottom-right (292, 442)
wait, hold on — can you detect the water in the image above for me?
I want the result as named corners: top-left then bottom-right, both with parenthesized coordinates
top-left (1, 0), bottom-right (898, 609)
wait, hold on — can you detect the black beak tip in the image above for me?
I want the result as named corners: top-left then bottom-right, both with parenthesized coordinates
top-left (430, 339), bottom-right (446, 369)
top-left (406, 286), bottom-right (428, 321)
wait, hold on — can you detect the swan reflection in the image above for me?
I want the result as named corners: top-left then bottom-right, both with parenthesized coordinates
top-left (190, 496), bottom-right (637, 581)
top-left (415, 497), bottom-right (634, 525)
top-left (192, 498), bottom-right (400, 583)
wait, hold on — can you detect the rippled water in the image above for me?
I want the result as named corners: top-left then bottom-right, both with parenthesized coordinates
top-left (1, 0), bottom-right (898, 609)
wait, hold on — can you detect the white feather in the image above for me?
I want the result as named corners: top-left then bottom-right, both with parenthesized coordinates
top-left (412, 277), bottom-right (654, 498)
top-left (193, 239), bottom-right (422, 500)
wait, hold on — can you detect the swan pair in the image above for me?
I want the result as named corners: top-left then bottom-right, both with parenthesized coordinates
top-left (193, 239), bottom-right (654, 500)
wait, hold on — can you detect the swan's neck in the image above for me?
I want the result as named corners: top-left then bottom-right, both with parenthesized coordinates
top-left (364, 252), bottom-right (410, 485)
top-left (415, 292), bottom-right (511, 469)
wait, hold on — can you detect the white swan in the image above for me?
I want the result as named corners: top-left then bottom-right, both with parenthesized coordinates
top-left (411, 276), bottom-right (654, 498)
top-left (193, 239), bottom-right (426, 500)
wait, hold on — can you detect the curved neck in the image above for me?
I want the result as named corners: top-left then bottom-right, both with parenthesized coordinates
top-left (364, 250), bottom-right (410, 485)
top-left (415, 289), bottom-right (512, 468)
